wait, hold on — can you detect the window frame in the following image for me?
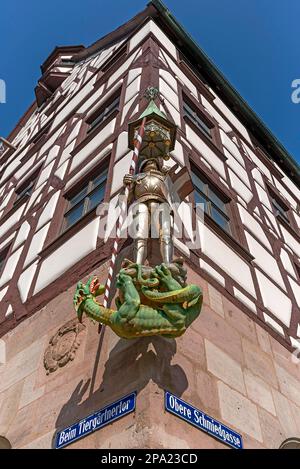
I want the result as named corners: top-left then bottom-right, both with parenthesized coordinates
top-left (86, 90), bottom-right (121, 134)
top-left (183, 97), bottom-right (214, 140)
top-left (0, 244), bottom-right (11, 276)
top-left (62, 163), bottom-right (108, 232)
top-left (294, 262), bottom-right (300, 281)
top-left (13, 167), bottom-right (41, 208)
top-left (268, 186), bottom-right (292, 226)
top-left (191, 167), bottom-right (232, 235)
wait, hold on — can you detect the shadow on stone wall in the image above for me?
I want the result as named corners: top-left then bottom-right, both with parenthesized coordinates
top-left (53, 336), bottom-right (188, 447)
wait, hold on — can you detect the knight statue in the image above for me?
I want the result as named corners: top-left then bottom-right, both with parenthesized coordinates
top-left (73, 87), bottom-right (203, 339)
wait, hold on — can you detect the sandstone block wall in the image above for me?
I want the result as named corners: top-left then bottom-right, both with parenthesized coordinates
top-left (0, 263), bottom-right (299, 449)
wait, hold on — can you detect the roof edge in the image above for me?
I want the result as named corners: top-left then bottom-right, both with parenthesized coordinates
top-left (149, 0), bottom-right (300, 186)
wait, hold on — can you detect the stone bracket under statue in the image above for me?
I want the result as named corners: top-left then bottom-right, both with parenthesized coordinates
top-left (73, 88), bottom-right (203, 339)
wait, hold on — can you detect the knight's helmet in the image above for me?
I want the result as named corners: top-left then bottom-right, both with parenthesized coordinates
top-left (138, 156), bottom-right (165, 173)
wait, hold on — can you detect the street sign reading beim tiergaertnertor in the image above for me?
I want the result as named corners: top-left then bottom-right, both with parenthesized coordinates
top-left (165, 391), bottom-right (243, 449)
top-left (55, 392), bottom-right (136, 449)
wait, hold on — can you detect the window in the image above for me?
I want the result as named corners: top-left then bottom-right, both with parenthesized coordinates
top-left (63, 166), bottom-right (108, 230)
top-left (192, 170), bottom-right (231, 234)
top-left (0, 245), bottom-right (10, 275)
top-left (14, 170), bottom-right (39, 206)
top-left (269, 190), bottom-right (290, 225)
top-left (183, 96), bottom-right (213, 139)
top-left (101, 45), bottom-right (127, 73)
top-left (87, 91), bottom-right (120, 132)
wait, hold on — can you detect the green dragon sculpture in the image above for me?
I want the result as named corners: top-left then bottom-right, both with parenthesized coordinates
top-left (74, 263), bottom-right (202, 339)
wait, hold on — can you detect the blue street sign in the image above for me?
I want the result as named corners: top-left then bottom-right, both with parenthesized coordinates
top-left (165, 391), bottom-right (243, 449)
top-left (56, 392), bottom-right (136, 449)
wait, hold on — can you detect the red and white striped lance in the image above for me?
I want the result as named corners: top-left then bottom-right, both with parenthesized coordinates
top-left (102, 117), bottom-right (147, 309)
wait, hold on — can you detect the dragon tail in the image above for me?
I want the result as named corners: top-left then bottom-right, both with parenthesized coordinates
top-left (141, 284), bottom-right (202, 304)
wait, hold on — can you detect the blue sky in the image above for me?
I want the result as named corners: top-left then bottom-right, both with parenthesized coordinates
top-left (0, 0), bottom-right (299, 164)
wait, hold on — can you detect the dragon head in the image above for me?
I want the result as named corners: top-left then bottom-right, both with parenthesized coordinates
top-left (73, 276), bottom-right (100, 322)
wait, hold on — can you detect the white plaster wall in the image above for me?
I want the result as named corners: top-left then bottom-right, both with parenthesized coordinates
top-left (54, 161), bottom-right (68, 181)
top-left (294, 211), bottom-right (300, 230)
top-left (103, 194), bottom-right (119, 242)
top-left (34, 218), bottom-right (100, 293)
top-left (220, 131), bottom-right (245, 167)
top-left (23, 223), bottom-right (50, 269)
top-left (0, 246), bottom-right (23, 288)
top-left (288, 276), bottom-right (300, 308)
top-left (238, 205), bottom-right (272, 250)
top-left (280, 248), bottom-right (297, 279)
top-left (170, 141), bottom-right (185, 166)
top-left (0, 286), bottom-right (8, 302)
top-left (129, 20), bottom-right (177, 59)
top-left (255, 269), bottom-right (292, 327)
top-left (199, 258), bottom-right (225, 286)
top-left (251, 168), bottom-right (265, 188)
top-left (177, 201), bottom-right (194, 242)
top-left (261, 206), bottom-right (281, 237)
top-left (111, 152), bottom-right (133, 194)
top-left (85, 82), bottom-right (121, 120)
top-left (66, 144), bottom-right (112, 190)
top-left (162, 52), bottom-right (198, 99)
top-left (255, 183), bottom-right (272, 211)
top-left (115, 132), bottom-right (129, 162)
top-left (212, 95), bottom-right (252, 145)
top-left (163, 100), bottom-right (181, 127)
top-left (127, 68), bottom-right (142, 85)
top-left (282, 175), bottom-right (300, 202)
top-left (39, 125), bottom-right (67, 157)
top-left (70, 119), bottom-right (115, 172)
top-left (242, 143), bottom-right (272, 181)
top-left (89, 40), bottom-right (125, 71)
top-left (281, 225), bottom-right (300, 258)
top-left (263, 313), bottom-right (284, 336)
top-left (200, 96), bottom-right (231, 133)
top-left (245, 232), bottom-right (285, 290)
top-left (45, 145), bottom-right (60, 166)
top-left (51, 76), bottom-right (97, 129)
top-left (58, 141), bottom-right (76, 166)
top-left (274, 179), bottom-right (297, 211)
top-left (18, 261), bottom-right (38, 303)
top-left (77, 85), bottom-right (104, 115)
top-left (159, 70), bottom-right (178, 93)
top-left (13, 221), bottom-right (31, 251)
top-left (233, 287), bottom-right (257, 313)
top-left (186, 125), bottom-right (226, 179)
top-left (159, 77), bottom-right (179, 111)
top-left (0, 206), bottom-right (25, 239)
top-left (36, 192), bottom-right (60, 231)
top-left (0, 188), bottom-right (14, 212)
top-left (107, 49), bottom-right (142, 88)
top-left (200, 222), bottom-right (256, 297)
top-left (225, 152), bottom-right (250, 188)
top-left (174, 237), bottom-right (190, 257)
top-left (1, 159), bottom-right (20, 183)
top-left (228, 170), bottom-right (253, 204)
top-left (66, 121), bottom-right (82, 146)
top-left (36, 161), bottom-right (55, 189)
top-left (124, 76), bottom-right (141, 105)
top-left (14, 155), bottom-right (36, 182)
top-left (121, 95), bottom-right (139, 125)
top-left (0, 233), bottom-right (15, 252)
top-left (25, 183), bottom-right (47, 213)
